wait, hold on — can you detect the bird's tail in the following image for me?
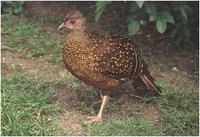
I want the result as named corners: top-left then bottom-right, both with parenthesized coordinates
top-left (132, 74), bottom-right (161, 96)
top-left (132, 61), bottom-right (161, 95)
top-left (140, 73), bottom-right (161, 94)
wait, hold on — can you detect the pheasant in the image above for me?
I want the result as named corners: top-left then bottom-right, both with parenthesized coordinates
top-left (58, 10), bottom-right (161, 123)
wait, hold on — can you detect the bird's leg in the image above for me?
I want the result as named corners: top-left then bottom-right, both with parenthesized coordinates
top-left (87, 95), bottom-right (110, 123)
top-left (91, 91), bottom-right (116, 108)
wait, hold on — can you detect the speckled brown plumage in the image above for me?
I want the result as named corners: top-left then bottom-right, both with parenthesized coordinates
top-left (59, 10), bottom-right (160, 123)
top-left (63, 31), bottom-right (144, 94)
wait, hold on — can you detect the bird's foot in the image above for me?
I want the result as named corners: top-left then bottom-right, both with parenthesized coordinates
top-left (87, 115), bottom-right (102, 123)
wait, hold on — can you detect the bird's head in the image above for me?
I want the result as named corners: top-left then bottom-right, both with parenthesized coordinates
top-left (58, 10), bottom-right (86, 31)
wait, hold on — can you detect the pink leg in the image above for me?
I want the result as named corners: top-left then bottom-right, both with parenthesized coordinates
top-left (87, 95), bottom-right (110, 123)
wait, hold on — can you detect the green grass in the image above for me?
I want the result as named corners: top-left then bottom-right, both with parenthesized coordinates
top-left (86, 118), bottom-right (162, 136)
top-left (150, 81), bottom-right (199, 135)
top-left (53, 76), bottom-right (199, 136)
top-left (1, 11), bottom-right (198, 136)
top-left (1, 14), bottom-right (63, 64)
top-left (2, 75), bottom-right (198, 136)
top-left (1, 74), bottom-right (64, 136)
top-left (86, 80), bottom-right (199, 136)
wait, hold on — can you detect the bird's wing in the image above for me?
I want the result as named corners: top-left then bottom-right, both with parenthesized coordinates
top-left (90, 34), bottom-right (142, 81)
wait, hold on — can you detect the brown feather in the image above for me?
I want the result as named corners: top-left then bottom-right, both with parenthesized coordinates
top-left (61, 10), bottom-right (161, 96)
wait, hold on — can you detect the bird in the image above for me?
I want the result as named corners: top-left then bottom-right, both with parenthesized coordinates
top-left (58, 10), bottom-right (161, 123)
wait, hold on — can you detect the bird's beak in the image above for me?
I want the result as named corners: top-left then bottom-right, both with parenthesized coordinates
top-left (58, 23), bottom-right (65, 31)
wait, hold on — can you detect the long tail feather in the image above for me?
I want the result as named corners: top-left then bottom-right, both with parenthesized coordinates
top-left (140, 74), bottom-right (161, 94)
top-left (132, 59), bottom-right (161, 95)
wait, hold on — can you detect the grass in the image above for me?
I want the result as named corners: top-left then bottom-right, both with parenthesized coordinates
top-left (86, 118), bottom-right (163, 136)
top-left (1, 11), bottom-right (199, 136)
top-left (85, 80), bottom-right (199, 136)
top-left (1, 74), bottom-right (64, 136)
top-left (150, 81), bottom-right (199, 135)
top-left (2, 73), bottom-right (198, 136)
top-left (1, 14), bottom-right (63, 64)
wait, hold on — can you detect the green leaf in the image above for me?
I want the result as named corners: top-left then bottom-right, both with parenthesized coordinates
top-left (162, 11), bottom-right (174, 23)
top-left (95, 1), bottom-right (110, 13)
top-left (179, 6), bottom-right (187, 21)
top-left (95, 1), bottom-right (111, 23)
top-left (95, 11), bottom-right (103, 23)
top-left (128, 20), bottom-right (140, 35)
top-left (13, 6), bottom-right (23, 14)
top-left (145, 3), bottom-right (157, 15)
top-left (149, 15), bottom-right (157, 21)
top-left (130, 2), bottom-right (138, 13)
top-left (182, 4), bottom-right (192, 14)
top-left (156, 19), bottom-right (167, 34)
top-left (136, 1), bottom-right (144, 8)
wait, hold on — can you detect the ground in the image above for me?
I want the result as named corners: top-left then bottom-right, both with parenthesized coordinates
top-left (1, 1), bottom-right (199, 136)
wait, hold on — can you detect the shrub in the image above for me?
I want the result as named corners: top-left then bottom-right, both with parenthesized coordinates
top-left (95, 1), bottom-right (198, 48)
top-left (1, 1), bottom-right (25, 14)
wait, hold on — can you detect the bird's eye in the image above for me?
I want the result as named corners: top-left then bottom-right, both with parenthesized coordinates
top-left (70, 20), bottom-right (76, 24)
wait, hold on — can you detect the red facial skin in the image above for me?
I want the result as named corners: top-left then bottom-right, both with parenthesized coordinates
top-left (65, 19), bottom-right (81, 29)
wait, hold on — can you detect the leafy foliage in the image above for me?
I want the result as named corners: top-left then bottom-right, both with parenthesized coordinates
top-left (95, 1), bottom-right (111, 23)
top-left (95, 1), bottom-right (198, 48)
top-left (2, 1), bottom-right (25, 14)
top-left (136, 1), bottom-right (144, 9)
top-left (128, 20), bottom-right (140, 35)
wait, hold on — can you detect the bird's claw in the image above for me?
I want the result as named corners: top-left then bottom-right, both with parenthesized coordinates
top-left (86, 115), bottom-right (102, 123)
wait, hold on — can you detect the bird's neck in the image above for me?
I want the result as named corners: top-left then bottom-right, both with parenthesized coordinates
top-left (69, 27), bottom-right (87, 39)
top-left (65, 27), bottom-right (89, 50)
